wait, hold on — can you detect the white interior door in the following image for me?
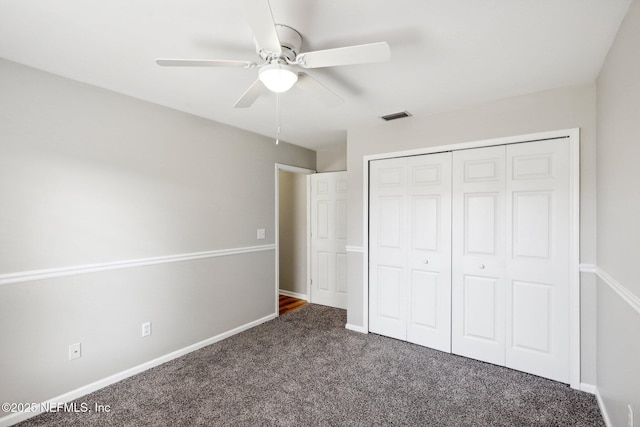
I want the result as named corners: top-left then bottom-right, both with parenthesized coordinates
top-left (369, 153), bottom-right (452, 352)
top-left (505, 139), bottom-right (570, 383)
top-left (452, 146), bottom-right (507, 366)
top-left (310, 171), bottom-right (348, 309)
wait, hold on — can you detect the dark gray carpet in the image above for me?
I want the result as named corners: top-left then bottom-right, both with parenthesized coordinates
top-left (20, 305), bottom-right (603, 426)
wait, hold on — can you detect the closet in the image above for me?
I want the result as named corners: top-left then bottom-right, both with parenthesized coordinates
top-left (369, 138), bottom-right (571, 383)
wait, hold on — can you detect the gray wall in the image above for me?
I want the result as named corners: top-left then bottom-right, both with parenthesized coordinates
top-left (316, 142), bottom-right (347, 172)
top-left (278, 171), bottom-right (308, 296)
top-left (346, 83), bottom-right (598, 384)
top-left (595, 1), bottom-right (640, 424)
top-left (0, 58), bottom-right (315, 415)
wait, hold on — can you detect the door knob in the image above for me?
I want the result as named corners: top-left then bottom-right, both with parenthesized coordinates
top-left (479, 264), bottom-right (485, 269)
top-left (424, 260), bottom-right (429, 264)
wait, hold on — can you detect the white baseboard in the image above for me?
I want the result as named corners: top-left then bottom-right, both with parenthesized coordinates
top-left (594, 386), bottom-right (613, 427)
top-left (278, 289), bottom-right (309, 301)
top-left (579, 382), bottom-right (597, 395)
top-left (345, 323), bottom-right (368, 334)
top-left (0, 313), bottom-right (276, 427)
top-left (544, 382), bottom-right (609, 426)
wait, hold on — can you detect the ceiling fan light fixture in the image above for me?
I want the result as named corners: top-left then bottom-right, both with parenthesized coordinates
top-left (259, 63), bottom-right (298, 93)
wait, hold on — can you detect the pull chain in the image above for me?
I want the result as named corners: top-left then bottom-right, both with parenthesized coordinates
top-left (275, 93), bottom-right (281, 145)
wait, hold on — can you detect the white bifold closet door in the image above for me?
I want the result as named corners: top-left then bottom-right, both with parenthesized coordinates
top-left (369, 153), bottom-right (452, 352)
top-left (451, 139), bottom-right (570, 383)
top-left (505, 139), bottom-right (570, 382)
top-left (369, 138), bottom-right (571, 384)
top-left (451, 145), bottom-right (507, 365)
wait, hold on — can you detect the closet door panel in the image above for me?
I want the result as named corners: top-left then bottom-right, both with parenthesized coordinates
top-left (369, 158), bottom-right (408, 340)
top-left (505, 139), bottom-right (570, 383)
top-left (406, 153), bottom-right (452, 352)
top-left (462, 275), bottom-right (500, 341)
top-left (452, 146), bottom-right (506, 365)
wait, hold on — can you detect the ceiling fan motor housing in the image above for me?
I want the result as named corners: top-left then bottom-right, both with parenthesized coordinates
top-left (258, 24), bottom-right (302, 62)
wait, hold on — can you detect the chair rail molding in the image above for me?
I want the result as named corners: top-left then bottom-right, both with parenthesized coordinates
top-left (0, 244), bottom-right (276, 286)
top-left (596, 266), bottom-right (640, 315)
top-left (580, 263), bottom-right (639, 315)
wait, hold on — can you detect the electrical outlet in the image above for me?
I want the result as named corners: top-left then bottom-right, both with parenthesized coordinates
top-left (68, 342), bottom-right (81, 360)
top-left (629, 404), bottom-right (634, 427)
top-left (141, 321), bottom-right (151, 337)
top-left (257, 228), bottom-right (266, 239)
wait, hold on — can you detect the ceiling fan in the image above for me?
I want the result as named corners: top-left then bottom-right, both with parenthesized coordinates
top-left (156, 0), bottom-right (391, 108)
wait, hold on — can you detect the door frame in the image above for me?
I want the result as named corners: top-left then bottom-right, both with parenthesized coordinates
top-left (362, 128), bottom-right (581, 388)
top-left (275, 163), bottom-right (315, 316)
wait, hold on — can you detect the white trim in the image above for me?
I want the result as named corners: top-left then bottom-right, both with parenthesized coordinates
top-left (0, 245), bottom-right (276, 287)
top-left (596, 266), bottom-right (640, 315)
top-left (345, 246), bottom-right (364, 253)
top-left (362, 157), bottom-right (370, 333)
top-left (581, 263), bottom-right (640, 314)
top-left (579, 263), bottom-right (598, 274)
top-left (274, 163), bottom-right (315, 317)
top-left (307, 175), bottom-right (312, 305)
top-left (279, 289), bottom-right (309, 301)
top-left (345, 323), bottom-right (368, 334)
top-left (363, 128), bottom-right (575, 163)
top-left (362, 128), bottom-right (581, 388)
top-left (568, 128), bottom-right (581, 389)
top-left (0, 313), bottom-right (276, 427)
top-left (579, 383), bottom-right (597, 395)
top-left (595, 387), bottom-right (613, 427)
top-left (276, 164), bottom-right (316, 175)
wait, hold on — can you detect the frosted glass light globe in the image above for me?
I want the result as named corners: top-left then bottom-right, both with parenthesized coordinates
top-left (259, 63), bottom-right (298, 93)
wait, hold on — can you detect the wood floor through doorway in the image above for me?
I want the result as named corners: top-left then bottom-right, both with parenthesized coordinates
top-left (279, 294), bottom-right (308, 316)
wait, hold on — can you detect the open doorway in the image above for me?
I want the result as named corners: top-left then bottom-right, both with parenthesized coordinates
top-left (275, 164), bottom-right (314, 316)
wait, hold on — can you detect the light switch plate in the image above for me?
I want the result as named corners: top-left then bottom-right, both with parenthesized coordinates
top-left (257, 228), bottom-right (266, 239)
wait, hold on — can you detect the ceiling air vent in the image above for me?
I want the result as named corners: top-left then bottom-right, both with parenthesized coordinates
top-left (380, 111), bottom-right (412, 121)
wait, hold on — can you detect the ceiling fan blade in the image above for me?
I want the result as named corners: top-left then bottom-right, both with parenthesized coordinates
top-left (296, 73), bottom-right (343, 107)
top-left (156, 59), bottom-right (256, 68)
top-left (243, 0), bottom-right (282, 55)
top-left (296, 42), bottom-right (390, 69)
top-left (233, 79), bottom-right (268, 108)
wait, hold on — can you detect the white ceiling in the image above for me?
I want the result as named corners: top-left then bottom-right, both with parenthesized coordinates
top-left (0, 0), bottom-right (631, 150)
